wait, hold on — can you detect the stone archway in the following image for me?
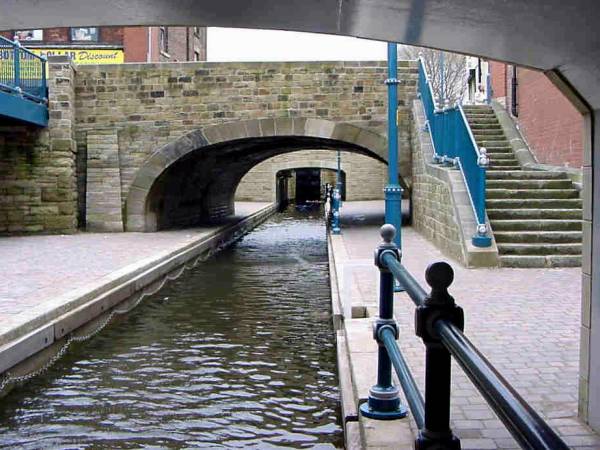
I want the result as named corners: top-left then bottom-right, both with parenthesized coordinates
top-left (234, 151), bottom-right (388, 203)
top-left (124, 118), bottom-right (393, 231)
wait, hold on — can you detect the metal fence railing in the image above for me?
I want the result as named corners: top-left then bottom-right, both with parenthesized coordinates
top-left (417, 58), bottom-right (491, 247)
top-left (360, 225), bottom-right (570, 449)
top-left (0, 36), bottom-right (47, 104)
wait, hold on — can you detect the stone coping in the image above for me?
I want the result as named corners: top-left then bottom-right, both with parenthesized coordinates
top-left (0, 203), bottom-right (276, 379)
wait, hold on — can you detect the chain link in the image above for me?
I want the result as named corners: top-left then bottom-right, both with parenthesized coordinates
top-left (0, 230), bottom-right (247, 395)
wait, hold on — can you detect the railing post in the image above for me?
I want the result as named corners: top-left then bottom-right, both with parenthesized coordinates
top-left (13, 39), bottom-right (21, 94)
top-left (415, 262), bottom-right (463, 449)
top-left (472, 148), bottom-right (492, 247)
top-left (360, 224), bottom-right (407, 420)
top-left (41, 56), bottom-right (47, 101)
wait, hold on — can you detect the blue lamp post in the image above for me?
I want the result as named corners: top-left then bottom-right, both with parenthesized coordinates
top-left (331, 149), bottom-right (342, 234)
top-left (384, 42), bottom-right (402, 248)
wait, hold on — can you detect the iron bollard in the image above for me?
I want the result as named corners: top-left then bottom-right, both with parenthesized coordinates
top-left (415, 262), bottom-right (463, 449)
top-left (360, 224), bottom-right (407, 420)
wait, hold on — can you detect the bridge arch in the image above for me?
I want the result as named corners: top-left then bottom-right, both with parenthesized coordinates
top-left (124, 118), bottom-right (393, 231)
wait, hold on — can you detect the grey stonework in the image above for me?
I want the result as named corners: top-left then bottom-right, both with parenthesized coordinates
top-left (86, 130), bottom-right (123, 231)
top-left (0, 57), bottom-right (78, 235)
top-left (411, 100), bottom-right (499, 267)
top-left (234, 149), bottom-right (388, 202)
top-left (73, 61), bottom-right (417, 231)
top-left (0, 60), bottom-right (418, 234)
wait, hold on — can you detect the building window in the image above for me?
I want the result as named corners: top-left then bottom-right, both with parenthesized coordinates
top-left (194, 51), bottom-right (200, 61)
top-left (160, 27), bottom-right (169, 54)
top-left (194, 27), bottom-right (202, 37)
top-left (70, 27), bottom-right (99, 42)
top-left (14, 29), bottom-right (43, 41)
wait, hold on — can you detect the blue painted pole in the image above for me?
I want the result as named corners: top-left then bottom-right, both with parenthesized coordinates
top-left (332, 149), bottom-right (341, 234)
top-left (384, 42), bottom-right (402, 249)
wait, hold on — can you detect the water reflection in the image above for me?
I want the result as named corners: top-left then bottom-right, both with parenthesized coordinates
top-left (0, 207), bottom-right (343, 448)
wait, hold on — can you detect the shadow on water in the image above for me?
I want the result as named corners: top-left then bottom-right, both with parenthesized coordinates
top-left (0, 205), bottom-right (343, 449)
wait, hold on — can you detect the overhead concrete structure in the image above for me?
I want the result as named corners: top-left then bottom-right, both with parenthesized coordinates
top-left (3, 0), bottom-right (600, 432)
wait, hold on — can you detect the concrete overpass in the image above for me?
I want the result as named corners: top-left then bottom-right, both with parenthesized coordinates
top-left (2, 0), bottom-right (600, 433)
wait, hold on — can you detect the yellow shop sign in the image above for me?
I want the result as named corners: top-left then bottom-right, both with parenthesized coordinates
top-left (30, 48), bottom-right (124, 65)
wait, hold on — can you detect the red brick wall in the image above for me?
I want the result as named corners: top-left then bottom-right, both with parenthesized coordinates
top-left (123, 27), bottom-right (149, 62)
top-left (99, 27), bottom-right (123, 45)
top-left (516, 68), bottom-right (583, 168)
top-left (490, 63), bottom-right (583, 168)
top-left (489, 61), bottom-right (506, 100)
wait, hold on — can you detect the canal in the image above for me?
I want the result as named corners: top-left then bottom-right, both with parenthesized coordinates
top-left (0, 207), bottom-right (343, 448)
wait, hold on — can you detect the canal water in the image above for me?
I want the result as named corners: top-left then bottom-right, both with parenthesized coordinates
top-left (0, 207), bottom-right (343, 448)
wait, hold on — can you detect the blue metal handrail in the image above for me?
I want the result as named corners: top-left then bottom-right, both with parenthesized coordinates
top-left (362, 225), bottom-right (570, 450)
top-left (417, 58), bottom-right (491, 247)
top-left (0, 36), bottom-right (47, 104)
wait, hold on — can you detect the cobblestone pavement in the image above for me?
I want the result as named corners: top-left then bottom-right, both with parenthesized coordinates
top-left (0, 202), bottom-right (268, 343)
top-left (339, 201), bottom-right (599, 449)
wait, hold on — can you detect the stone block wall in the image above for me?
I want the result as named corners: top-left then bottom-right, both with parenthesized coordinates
top-left (235, 150), bottom-right (387, 202)
top-left (74, 61), bottom-right (418, 218)
top-left (0, 57), bottom-right (78, 234)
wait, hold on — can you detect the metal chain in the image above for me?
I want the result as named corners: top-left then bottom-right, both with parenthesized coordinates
top-left (0, 230), bottom-right (247, 395)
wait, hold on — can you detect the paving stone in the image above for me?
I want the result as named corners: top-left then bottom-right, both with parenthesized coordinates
top-left (337, 201), bottom-right (597, 449)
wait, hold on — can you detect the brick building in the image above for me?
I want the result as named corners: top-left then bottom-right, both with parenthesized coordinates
top-left (489, 61), bottom-right (583, 168)
top-left (1, 26), bottom-right (207, 64)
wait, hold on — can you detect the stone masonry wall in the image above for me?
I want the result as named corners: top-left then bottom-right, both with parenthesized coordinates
top-left (235, 150), bottom-right (387, 202)
top-left (410, 104), bottom-right (465, 263)
top-left (0, 57), bottom-right (78, 234)
top-left (73, 60), bottom-right (418, 217)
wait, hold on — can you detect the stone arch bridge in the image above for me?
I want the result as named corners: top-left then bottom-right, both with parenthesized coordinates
top-left (73, 61), bottom-right (418, 232)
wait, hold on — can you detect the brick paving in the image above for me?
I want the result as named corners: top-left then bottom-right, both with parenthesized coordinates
top-left (0, 202), bottom-right (268, 345)
top-left (339, 201), bottom-right (599, 449)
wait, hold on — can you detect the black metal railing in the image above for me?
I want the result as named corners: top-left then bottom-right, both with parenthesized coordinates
top-left (360, 224), bottom-right (569, 450)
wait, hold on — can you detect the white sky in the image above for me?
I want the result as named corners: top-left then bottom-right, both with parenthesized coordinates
top-left (207, 27), bottom-right (387, 62)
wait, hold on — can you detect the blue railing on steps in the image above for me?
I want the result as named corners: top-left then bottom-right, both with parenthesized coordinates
top-left (417, 58), bottom-right (492, 247)
top-left (0, 36), bottom-right (47, 104)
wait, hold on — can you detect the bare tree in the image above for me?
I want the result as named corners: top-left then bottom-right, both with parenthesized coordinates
top-left (400, 46), bottom-right (467, 107)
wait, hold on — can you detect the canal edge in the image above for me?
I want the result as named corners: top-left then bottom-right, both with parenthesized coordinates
top-left (0, 203), bottom-right (278, 396)
top-left (327, 230), bottom-right (416, 449)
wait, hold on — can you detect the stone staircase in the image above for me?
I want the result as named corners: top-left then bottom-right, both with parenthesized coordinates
top-left (463, 105), bottom-right (582, 268)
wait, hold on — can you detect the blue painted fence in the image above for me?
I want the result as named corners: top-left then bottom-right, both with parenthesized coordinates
top-left (0, 36), bottom-right (47, 104)
top-left (418, 58), bottom-right (491, 247)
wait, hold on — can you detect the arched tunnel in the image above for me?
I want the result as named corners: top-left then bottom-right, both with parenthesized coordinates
top-left (141, 135), bottom-right (402, 231)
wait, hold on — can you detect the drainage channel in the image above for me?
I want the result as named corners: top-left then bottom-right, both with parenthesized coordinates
top-left (0, 206), bottom-right (343, 449)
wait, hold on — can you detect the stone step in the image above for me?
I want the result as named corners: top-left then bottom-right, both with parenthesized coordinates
top-left (487, 208), bottom-right (582, 220)
top-left (487, 198), bottom-right (582, 209)
top-left (469, 123), bottom-right (502, 130)
top-left (491, 219), bottom-right (582, 231)
top-left (497, 243), bottom-right (582, 256)
top-left (487, 188), bottom-right (579, 199)
top-left (486, 179), bottom-right (574, 189)
top-left (489, 162), bottom-right (521, 169)
top-left (488, 165), bottom-right (522, 170)
top-left (477, 140), bottom-right (511, 147)
top-left (473, 128), bottom-right (505, 135)
top-left (485, 147), bottom-right (514, 154)
top-left (468, 118), bottom-right (500, 125)
top-left (487, 170), bottom-right (568, 180)
top-left (499, 255), bottom-right (581, 268)
top-left (488, 153), bottom-right (519, 160)
top-left (493, 231), bottom-right (582, 243)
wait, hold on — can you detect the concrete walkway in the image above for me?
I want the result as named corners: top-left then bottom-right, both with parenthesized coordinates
top-left (334, 201), bottom-right (599, 449)
top-left (0, 202), bottom-right (272, 372)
